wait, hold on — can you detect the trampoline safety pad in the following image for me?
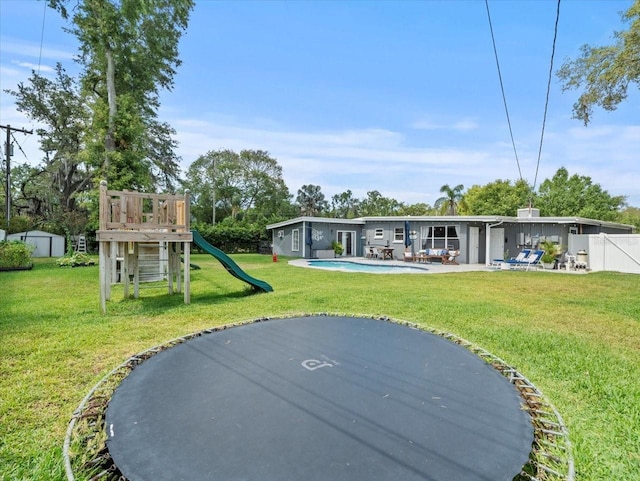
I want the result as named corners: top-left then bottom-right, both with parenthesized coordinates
top-left (106, 316), bottom-right (533, 481)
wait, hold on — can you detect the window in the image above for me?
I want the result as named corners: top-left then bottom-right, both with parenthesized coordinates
top-left (421, 225), bottom-right (459, 249)
top-left (374, 228), bottom-right (384, 239)
top-left (292, 229), bottom-right (300, 252)
top-left (394, 227), bottom-right (404, 243)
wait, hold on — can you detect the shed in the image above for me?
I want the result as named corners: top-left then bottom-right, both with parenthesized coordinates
top-left (6, 230), bottom-right (66, 257)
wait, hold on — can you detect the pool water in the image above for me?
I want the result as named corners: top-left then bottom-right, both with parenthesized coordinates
top-left (307, 260), bottom-right (428, 273)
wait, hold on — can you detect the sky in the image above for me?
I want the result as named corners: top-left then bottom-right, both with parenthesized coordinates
top-left (1, 0), bottom-right (638, 209)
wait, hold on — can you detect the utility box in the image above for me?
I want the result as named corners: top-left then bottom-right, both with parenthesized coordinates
top-left (576, 249), bottom-right (588, 269)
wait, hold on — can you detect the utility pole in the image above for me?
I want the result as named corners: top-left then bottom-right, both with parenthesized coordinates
top-left (211, 157), bottom-right (216, 225)
top-left (1, 124), bottom-right (33, 226)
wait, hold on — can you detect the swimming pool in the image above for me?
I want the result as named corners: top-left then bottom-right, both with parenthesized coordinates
top-left (306, 259), bottom-right (428, 274)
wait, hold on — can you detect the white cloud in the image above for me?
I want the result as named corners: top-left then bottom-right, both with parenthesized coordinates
top-left (410, 118), bottom-right (479, 131)
top-left (12, 61), bottom-right (55, 72)
top-left (171, 116), bottom-right (523, 205)
top-left (0, 37), bottom-right (74, 61)
top-left (170, 113), bottom-right (640, 206)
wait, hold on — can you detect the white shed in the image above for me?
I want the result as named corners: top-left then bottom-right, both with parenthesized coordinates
top-left (6, 230), bottom-right (66, 257)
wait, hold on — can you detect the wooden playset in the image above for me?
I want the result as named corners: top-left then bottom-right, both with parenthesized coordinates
top-left (96, 181), bottom-right (192, 313)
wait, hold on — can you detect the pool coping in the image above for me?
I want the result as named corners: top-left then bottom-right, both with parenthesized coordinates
top-left (289, 257), bottom-right (496, 274)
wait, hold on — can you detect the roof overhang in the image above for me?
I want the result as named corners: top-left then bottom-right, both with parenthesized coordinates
top-left (267, 216), bottom-right (366, 230)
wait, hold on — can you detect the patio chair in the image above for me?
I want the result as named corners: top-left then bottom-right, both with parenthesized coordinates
top-left (443, 249), bottom-right (460, 265)
top-left (505, 249), bottom-right (544, 270)
top-left (509, 249), bottom-right (531, 262)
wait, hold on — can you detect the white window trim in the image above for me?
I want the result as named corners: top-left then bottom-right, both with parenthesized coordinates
top-left (374, 228), bottom-right (384, 239)
top-left (420, 224), bottom-right (460, 249)
top-left (292, 229), bottom-right (300, 252)
top-left (393, 227), bottom-right (404, 244)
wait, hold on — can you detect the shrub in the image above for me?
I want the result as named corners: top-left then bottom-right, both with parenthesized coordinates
top-left (0, 240), bottom-right (34, 269)
top-left (57, 252), bottom-right (96, 267)
top-left (331, 240), bottom-right (344, 256)
top-left (540, 239), bottom-right (560, 264)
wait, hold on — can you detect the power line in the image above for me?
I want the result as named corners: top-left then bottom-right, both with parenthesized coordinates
top-left (37, 0), bottom-right (47, 77)
top-left (533, 0), bottom-right (561, 193)
top-left (11, 132), bottom-right (31, 161)
top-left (485, 0), bottom-right (523, 182)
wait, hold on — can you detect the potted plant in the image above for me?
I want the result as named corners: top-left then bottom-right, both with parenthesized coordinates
top-left (540, 240), bottom-right (558, 269)
top-left (331, 240), bottom-right (344, 257)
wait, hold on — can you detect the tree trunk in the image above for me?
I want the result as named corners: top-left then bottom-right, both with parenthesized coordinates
top-left (104, 47), bottom-right (117, 170)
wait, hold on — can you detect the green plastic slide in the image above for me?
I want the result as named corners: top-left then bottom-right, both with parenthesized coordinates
top-left (191, 230), bottom-right (273, 293)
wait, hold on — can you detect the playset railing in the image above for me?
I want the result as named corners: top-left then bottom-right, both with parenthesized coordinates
top-left (99, 181), bottom-right (189, 233)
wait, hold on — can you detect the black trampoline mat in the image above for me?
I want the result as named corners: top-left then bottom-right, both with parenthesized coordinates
top-left (106, 316), bottom-right (533, 481)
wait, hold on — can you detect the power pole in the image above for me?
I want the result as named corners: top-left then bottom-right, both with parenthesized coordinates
top-left (1, 124), bottom-right (33, 226)
top-left (211, 158), bottom-right (216, 225)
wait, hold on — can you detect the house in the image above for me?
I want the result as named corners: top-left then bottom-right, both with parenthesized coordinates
top-left (267, 208), bottom-right (635, 267)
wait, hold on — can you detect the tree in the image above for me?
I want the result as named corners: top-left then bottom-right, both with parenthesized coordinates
top-left (330, 190), bottom-right (360, 218)
top-left (48, 0), bottom-right (194, 190)
top-left (7, 65), bottom-right (92, 215)
top-left (237, 150), bottom-right (292, 222)
top-left (9, 163), bottom-right (52, 220)
top-left (296, 184), bottom-right (328, 216)
top-left (359, 190), bottom-right (404, 216)
top-left (464, 179), bottom-right (533, 216)
top-left (536, 167), bottom-right (625, 220)
top-left (183, 149), bottom-right (292, 224)
top-left (617, 206), bottom-right (640, 230)
top-left (434, 184), bottom-right (466, 215)
top-left (397, 203), bottom-right (435, 216)
top-left (557, 0), bottom-right (640, 125)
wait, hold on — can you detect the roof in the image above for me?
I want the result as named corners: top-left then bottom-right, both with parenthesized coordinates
top-left (268, 215), bottom-right (633, 231)
top-left (267, 216), bottom-right (366, 230)
top-left (6, 230), bottom-right (64, 238)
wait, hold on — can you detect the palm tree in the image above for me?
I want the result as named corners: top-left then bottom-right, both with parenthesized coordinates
top-left (434, 184), bottom-right (466, 215)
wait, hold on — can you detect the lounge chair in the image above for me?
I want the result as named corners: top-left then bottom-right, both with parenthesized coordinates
top-left (509, 249), bottom-right (531, 262)
top-left (505, 249), bottom-right (544, 270)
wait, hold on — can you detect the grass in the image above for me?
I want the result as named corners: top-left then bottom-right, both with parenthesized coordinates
top-left (1, 254), bottom-right (639, 481)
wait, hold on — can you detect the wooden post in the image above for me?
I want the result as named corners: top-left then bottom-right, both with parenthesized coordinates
top-left (99, 181), bottom-right (108, 313)
top-left (176, 242), bottom-right (183, 294)
top-left (184, 239), bottom-right (190, 304)
top-left (132, 242), bottom-right (140, 299)
top-left (183, 190), bottom-right (191, 304)
top-left (123, 248), bottom-right (130, 299)
top-left (99, 241), bottom-right (108, 313)
top-left (167, 242), bottom-right (175, 294)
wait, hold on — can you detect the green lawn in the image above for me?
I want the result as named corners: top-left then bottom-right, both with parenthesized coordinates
top-left (1, 255), bottom-right (639, 480)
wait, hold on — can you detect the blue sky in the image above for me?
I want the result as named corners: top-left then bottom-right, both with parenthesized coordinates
top-left (1, 0), bottom-right (638, 208)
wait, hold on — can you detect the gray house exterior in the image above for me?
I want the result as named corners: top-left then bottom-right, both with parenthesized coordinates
top-left (267, 208), bottom-right (634, 265)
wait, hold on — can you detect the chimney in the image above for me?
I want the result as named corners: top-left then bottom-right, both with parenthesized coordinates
top-left (517, 207), bottom-right (540, 218)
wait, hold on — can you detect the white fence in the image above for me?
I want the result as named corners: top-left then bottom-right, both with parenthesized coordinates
top-left (569, 234), bottom-right (640, 274)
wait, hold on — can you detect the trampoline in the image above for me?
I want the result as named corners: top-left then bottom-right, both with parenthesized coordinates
top-left (105, 316), bottom-right (533, 481)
